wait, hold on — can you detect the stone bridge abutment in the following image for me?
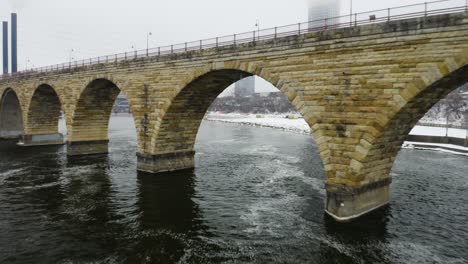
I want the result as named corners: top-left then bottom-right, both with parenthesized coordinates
top-left (1, 12), bottom-right (468, 222)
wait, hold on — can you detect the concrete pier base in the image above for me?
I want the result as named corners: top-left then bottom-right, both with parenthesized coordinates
top-left (325, 178), bottom-right (391, 222)
top-left (137, 150), bottom-right (195, 174)
top-left (67, 140), bottom-right (109, 156)
top-left (18, 133), bottom-right (64, 146)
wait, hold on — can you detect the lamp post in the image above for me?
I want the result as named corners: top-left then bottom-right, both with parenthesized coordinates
top-left (132, 45), bottom-right (137, 58)
top-left (69, 49), bottom-right (74, 63)
top-left (146, 32), bottom-right (152, 56)
top-left (350, 0), bottom-right (353, 26)
top-left (255, 20), bottom-right (260, 41)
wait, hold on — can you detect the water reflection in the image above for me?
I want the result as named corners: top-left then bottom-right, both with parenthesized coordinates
top-left (324, 206), bottom-right (390, 240)
top-left (122, 170), bottom-right (207, 263)
top-left (136, 170), bottom-right (203, 232)
top-left (320, 206), bottom-right (391, 263)
top-left (0, 145), bottom-right (117, 262)
top-left (0, 119), bottom-right (467, 263)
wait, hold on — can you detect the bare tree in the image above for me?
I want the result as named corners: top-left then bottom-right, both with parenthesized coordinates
top-left (444, 91), bottom-right (466, 137)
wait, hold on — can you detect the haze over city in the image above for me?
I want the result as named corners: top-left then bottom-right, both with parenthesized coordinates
top-left (1, 0), bottom-right (428, 69)
top-left (0, 0), bottom-right (444, 93)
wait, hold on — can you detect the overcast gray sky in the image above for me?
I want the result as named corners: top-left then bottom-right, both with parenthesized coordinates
top-left (0, 0), bottom-right (461, 92)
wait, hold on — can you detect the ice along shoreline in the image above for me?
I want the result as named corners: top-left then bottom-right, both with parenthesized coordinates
top-left (205, 113), bottom-right (468, 156)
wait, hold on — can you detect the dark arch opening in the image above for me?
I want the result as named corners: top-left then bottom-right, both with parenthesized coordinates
top-left (151, 70), bottom-right (253, 154)
top-left (0, 89), bottom-right (23, 139)
top-left (68, 78), bottom-right (137, 156)
top-left (142, 69), bottom-right (323, 180)
top-left (19, 84), bottom-right (65, 146)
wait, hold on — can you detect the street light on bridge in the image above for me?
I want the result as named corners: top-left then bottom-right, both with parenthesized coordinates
top-left (69, 49), bottom-right (74, 63)
top-left (146, 32), bottom-right (152, 56)
top-left (255, 20), bottom-right (260, 41)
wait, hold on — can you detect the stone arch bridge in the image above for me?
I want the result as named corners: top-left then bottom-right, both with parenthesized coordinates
top-left (1, 13), bottom-right (467, 222)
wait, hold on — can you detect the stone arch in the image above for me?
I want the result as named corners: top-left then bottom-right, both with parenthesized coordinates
top-left (0, 88), bottom-right (24, 139)
top-left (139, 64), bottom-right (323, 175)
top-left (352, 62), bottom-right (468, 183)
top-left (320, 55), bottom-right (468, 221)
top-left (148, 63), bottom-right (314, 153)
top-left (67, 78), bottom-right (137, 155)
top-left (150, 69), bottom-right (252, 154)
top-left (19, 84), bottom-right (65, 146)
top-left (317, 50), bottom-right (468, 222)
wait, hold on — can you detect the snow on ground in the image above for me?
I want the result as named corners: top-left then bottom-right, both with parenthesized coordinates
top-left (418, 116), bottom-right (464, 126)
top-left (206, 113), bottom-right (468, 138)
top-left (205, 113), bottom-right (311, 134)
top-left (402, 142), bottom-right (468, 157)
top-left (409, 126), bottom-right (467, 139)
top-left (206, 112), bottom-right (468, 155)
top-left (403, 141), bottom-right (468, 151)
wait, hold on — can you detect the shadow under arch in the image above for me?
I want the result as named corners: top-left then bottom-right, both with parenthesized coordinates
top-left (0, 88), bottom-right (24, 139)
top-left (128, 170), bottom-right (209, 262)
top-left (140, 68), bottom-right (323, 175)
top-left (67, 78), bottom-right (137, 156)
top-left (19, 84), bottom-right (66, 146)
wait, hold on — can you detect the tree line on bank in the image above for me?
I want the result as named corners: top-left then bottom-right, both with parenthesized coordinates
top-left (423, 84), bottom-right (468, 128)
top-left (111, 86), bottom-right (468, 130)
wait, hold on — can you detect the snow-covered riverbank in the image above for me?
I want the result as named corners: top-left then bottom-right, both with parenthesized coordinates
top-left (205, 113), bottom-right (311, 134)
top-left (205, 112), bottom-right (468, 156)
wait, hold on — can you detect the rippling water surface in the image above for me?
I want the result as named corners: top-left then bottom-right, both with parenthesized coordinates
top-left (0, 116), bottom-right (467, 263)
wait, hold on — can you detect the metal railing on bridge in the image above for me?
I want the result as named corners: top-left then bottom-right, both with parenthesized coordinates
top-left (1, 0), bottom-right (467, 80)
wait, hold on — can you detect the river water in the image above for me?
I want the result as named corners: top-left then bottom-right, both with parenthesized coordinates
top-left (0, 116), bottom-right (467, 263)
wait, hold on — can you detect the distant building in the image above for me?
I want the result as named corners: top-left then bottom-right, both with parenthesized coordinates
top-left (308, 0), bottom-right (341, 29)
top-left (112, 93), bottom-right (130, 113)
top-left (234, 76), bottom-right (255, 98)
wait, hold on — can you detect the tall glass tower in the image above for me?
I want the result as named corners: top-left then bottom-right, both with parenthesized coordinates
top-left (308, 0), bottom-right (341, 29)
top-left (234, 77), bottom-right (255, 98)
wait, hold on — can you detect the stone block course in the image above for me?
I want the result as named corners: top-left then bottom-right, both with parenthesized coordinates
top-left (1, 12), bottom-right (468, 221)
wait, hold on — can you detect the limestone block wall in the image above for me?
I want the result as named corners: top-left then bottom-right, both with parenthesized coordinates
top-left (24, 84), bottom-right (61, 135)
top-left (68, 79), bottom-right (121, 142)
top-left (151, 69), bottom-right (250, 154)
top-left (0, 89), bottom-right (23, 138)
top-left (0, 12), bottom-right (466, 192)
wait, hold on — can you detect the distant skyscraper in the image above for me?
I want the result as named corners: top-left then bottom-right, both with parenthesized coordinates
top-left (308, 0), bottom-right (341, 29)
top-left (235, 76), bottom-right (255, 98)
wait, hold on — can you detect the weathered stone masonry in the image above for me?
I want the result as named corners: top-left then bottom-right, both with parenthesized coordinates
top-left (1, 13), bottom-right (468, 221)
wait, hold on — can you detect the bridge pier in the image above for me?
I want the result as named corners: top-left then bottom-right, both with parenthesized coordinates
top-left (325, 178), bottom-right (391, 222)
top-left (18, 133), bottom-right (64, 146)
top-left (136, 151), bottom-right (195, 174)
top-left (67, 140), bottom-right (109, 156)
top-left (0, 11), bottom-right (467, 226)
